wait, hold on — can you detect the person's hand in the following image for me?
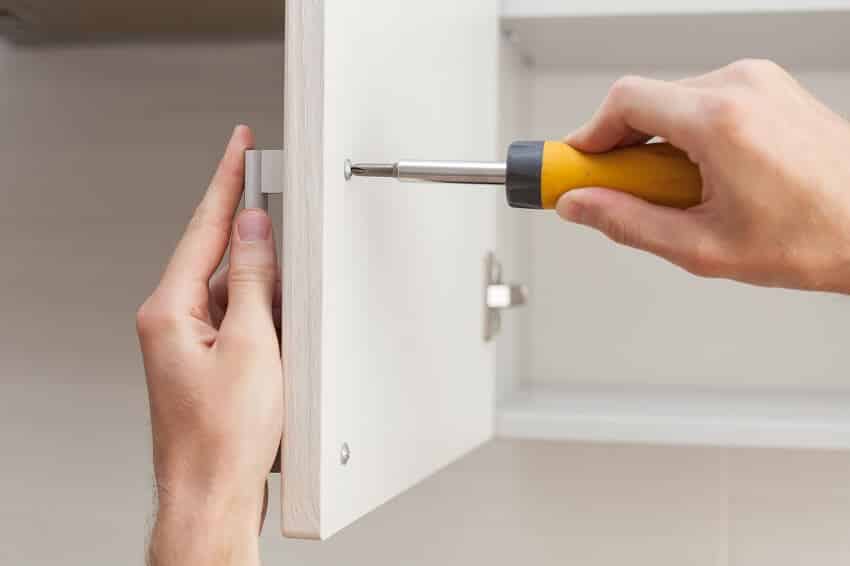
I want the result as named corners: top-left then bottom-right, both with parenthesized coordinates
top-left (136, 126), bottom-right (281, 566)
top-left (557, 59), bottom-right (850, 293)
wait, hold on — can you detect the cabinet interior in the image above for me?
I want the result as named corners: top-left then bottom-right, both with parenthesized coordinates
top-left (496, 9), bottom-right (850, 449)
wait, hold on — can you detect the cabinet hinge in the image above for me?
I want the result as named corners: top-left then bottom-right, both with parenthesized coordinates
top-left (484, 252), bottom-right (527, 342)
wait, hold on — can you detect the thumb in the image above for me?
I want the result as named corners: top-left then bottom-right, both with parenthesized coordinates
top-left (221, 209), bottom-right (277, 332)
top-left (556, 188), bottom-right (707, 270)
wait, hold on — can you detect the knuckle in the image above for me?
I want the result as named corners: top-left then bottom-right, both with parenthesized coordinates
top-left (135, 298), bottom-right (178, 337)
top-left (608, 75), bottom-right (642, 104)
top-left (135, 301), bottom-right (155, 335)
top-left (682, 238), bottom-right (726, 278)
top-left (727, 58), bottom-right (786, 83)
top-left (229, 264), bottom-right (277, 285)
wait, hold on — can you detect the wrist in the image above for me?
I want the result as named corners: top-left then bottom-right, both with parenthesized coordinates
top-left (154, 459), bottom-right (267, 519)
top-left (149, 481), bottom-right (263, 566)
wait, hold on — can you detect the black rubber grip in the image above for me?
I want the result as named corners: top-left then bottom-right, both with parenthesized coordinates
top-left (505, 141), bottom-right (544, 209)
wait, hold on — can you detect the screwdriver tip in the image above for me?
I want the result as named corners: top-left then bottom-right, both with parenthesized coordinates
top-left (347, 162), bottom-right (397, 179)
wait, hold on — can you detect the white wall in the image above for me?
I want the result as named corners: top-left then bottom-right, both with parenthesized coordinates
top-left (522, 66), bottom-right (850, 390)
top-left (0, 40), bottom-right (284, 564)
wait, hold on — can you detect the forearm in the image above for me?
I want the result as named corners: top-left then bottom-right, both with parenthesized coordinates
top-left (148, 488), bottom-right (262, 566)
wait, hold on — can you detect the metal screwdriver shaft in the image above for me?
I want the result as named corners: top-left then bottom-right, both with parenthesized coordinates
top-left (348, 160), bottom-right (507, 185)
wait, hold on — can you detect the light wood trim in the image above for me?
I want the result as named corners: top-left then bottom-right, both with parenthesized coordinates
top-left (280, 0), bottom-right (324, 540)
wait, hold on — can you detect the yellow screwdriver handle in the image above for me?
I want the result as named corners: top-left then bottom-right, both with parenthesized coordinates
top-left (539, 141), bottom-right (702, 209)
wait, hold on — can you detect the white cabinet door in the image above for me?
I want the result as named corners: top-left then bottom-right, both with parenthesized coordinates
top-left (281, 0), bottom-right (501, 539)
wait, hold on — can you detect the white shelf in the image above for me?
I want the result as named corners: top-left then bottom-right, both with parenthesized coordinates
top-left (501, 0), bottom-right (850, 18)
top-left (501, 8), bottom-right (850, 69)
top-left (496, 384), bottom-right (850, 450)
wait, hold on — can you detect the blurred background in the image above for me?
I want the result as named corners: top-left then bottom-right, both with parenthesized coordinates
top-left (3, 2), bottom-right (850, 565)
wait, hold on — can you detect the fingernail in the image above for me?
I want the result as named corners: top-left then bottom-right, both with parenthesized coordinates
top-left (238, 210), bottom-right (271, 241)
top-left (557, 194), bottom-right (586, 224)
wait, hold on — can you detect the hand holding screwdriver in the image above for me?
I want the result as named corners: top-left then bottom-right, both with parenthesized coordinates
top-left (557, 59), bottom-right (850, 294)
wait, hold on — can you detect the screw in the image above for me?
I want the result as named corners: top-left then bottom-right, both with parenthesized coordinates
top-left (340, 442), bottom-right (351, 466)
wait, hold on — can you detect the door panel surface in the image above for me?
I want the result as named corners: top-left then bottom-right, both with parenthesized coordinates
top-left (281, 0), bottom-right (500, 539)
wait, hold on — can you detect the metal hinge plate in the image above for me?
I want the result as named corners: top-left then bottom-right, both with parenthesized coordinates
top-left (483, 252), bottom-right (527, 342)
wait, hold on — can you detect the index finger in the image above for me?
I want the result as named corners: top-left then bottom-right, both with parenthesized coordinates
top-left (565, 76), bottom-right (700, 154)
top-left (160, 125), bottom-right (255, 299)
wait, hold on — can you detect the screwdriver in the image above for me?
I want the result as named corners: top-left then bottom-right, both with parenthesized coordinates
top-left (347, 141), bottom-right (702, 209)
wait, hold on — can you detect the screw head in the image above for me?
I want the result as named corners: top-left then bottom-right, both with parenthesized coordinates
top-left (340, 442), bottom-right (351, 466)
